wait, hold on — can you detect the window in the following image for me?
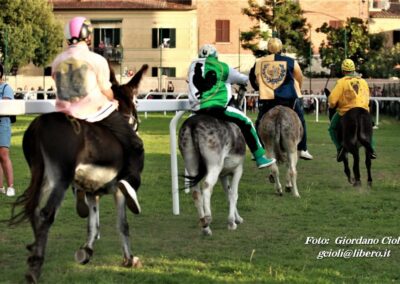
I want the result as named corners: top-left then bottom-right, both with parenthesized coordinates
top-left (329, 20), bottom-right (344, 29)
top-left (152, 28), bottom-right (176, 48)
top-left (371, 0), bottom-right (389, 9)
top-left (93, 28), bottom-right (122, 61)
top-left (44, 67), bottom-right (52, 76)
top-left (216, 20), bottom-right (230, 42)
top-left (151, 67), bottom-right (176, 77)
top-left (91, 19), bottom-right (123, 62)
top-left (393, 30), bottom-right (400, 45)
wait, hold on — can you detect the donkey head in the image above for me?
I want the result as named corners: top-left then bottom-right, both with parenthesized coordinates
top-left (109, 64), bottom-right (149, 130)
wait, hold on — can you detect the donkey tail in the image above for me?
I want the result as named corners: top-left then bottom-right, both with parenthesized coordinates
top-left (179, 119), bottom-right (207, 189)
top-left (8, 117), bottom-right (45, 226)
top-left (274, 111), bottom-right (286, 163)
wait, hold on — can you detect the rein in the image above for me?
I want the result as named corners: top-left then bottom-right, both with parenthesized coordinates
top-left (67, 115), bottom-right (82, 135)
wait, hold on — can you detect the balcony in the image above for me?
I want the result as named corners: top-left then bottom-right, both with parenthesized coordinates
top-left (93, 46), bottom-right (123, 63)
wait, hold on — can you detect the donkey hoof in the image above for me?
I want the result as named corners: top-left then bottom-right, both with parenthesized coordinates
top-left (123, 256), bottom-right (143, 268)
top-left (235, 216), bottom-right (244, 224)
top-left (367, 181), bottom-right (372, 188)
top-left (285, 186), bottom-right (292, 193)
top-left (228, 222), bottom-right (237, 230)
top-left (75, 248), bottom-right (91, 265)
top-left (25, 272), bottom-right (38, 284)
top-left (353, 181), bottom-right (361, 187)
top-left (26, 243), bottom-right (34, 252)
top-left (202, 226), bottom-right (212, 236)
top-left (268, 174), bottom-right (275, 183)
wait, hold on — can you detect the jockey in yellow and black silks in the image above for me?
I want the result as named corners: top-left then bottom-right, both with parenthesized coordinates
top-left (249, 38), bottom-right (313, 160)
top-left (188, 44), bottom-right (276, 169)
top-left (328, 58), bottom-right (376, 162)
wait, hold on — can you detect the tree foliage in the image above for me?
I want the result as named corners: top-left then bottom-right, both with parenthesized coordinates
top-left (316, 17), bottom-right (392, 77)
top-left (241, 0), bottom-right (311, 68)
top-left (0, 0), bottom-right (63, 74)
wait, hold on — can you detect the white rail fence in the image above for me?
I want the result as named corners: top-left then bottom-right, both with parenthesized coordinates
top-left (1, 94), bottom-right (399, 215)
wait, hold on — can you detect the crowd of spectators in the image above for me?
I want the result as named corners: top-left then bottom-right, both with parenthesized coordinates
top-left (14, 86), bottom-right (56, 100)
top-left (370, 84), bottom-right (400, 119)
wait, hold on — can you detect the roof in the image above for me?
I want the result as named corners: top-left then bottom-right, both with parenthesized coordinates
top-left (370, 2), bottom-right (400, 18)
top-left (49, 0), bottom-right (195, 11)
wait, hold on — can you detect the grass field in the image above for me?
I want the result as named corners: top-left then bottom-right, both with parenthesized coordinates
top-left (1, 112), bottom-right (400, 283)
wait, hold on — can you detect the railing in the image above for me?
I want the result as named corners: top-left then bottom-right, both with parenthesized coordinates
top-left (0, 99), bottom-right (190, 216)
top-left (1, 94), bottom-right (399, 215)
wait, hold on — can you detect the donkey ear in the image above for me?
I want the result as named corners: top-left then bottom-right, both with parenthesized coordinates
top-left (139, 64), bottom-right (149, 74)
top-left (108, 60), bottom-right (119, 86)
top-left (126, 64), bottom-right (148, 89)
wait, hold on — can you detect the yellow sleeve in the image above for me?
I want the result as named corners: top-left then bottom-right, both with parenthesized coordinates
top-left (328, 80), bottom-right (342, 108)
top-left (293, 62), bottom-right (303, 89)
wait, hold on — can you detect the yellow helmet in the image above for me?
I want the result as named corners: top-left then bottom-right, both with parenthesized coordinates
top-left (341, 59), bottom-right (355, 72)
top-left (267, 38), bottom-right (283, 54)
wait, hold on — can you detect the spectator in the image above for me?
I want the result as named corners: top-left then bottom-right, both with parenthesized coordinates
top-left (47, 86), bottom-right (56, 99)
top-left (0, 64), bottom-right (15, 196)
top-left (37, 86), bottom-right (44, 100)
top-left (15, 87), bottom-right (24, 100)
top-left (167, 81), bottom-right (175, 93)
top-left (98, 40), bottom-right (105, 56)
top-left (105, 42), bottom-right (113, 59)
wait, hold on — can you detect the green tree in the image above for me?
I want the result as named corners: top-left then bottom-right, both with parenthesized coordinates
top-left (241, 0), bottom-right (311, 68)
top-left (0, 0), bottom-right (63, 74)
top-left (316, 17), bottom-right (385, 77)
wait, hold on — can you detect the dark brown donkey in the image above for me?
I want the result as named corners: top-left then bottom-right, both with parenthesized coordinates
top-left (9, 65), bottom-right (148, 283)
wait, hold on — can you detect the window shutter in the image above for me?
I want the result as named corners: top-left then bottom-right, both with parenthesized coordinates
top-left (170, 29), bottom-right (176, 48)
top-left (152, 28), bottom-right (158, 48)
top-left (223, 20), bottom-right (230, 42)
top-left (216, 20), bottom-right (230, 42)
top-left (216, 20), bottom-right (223, 42)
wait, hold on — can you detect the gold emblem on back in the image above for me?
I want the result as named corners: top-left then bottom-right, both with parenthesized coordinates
top-left (261, 61), bottom-right (287, 90)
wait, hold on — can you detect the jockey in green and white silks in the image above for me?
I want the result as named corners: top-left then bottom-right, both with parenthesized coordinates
top-left (188, 44), bottom-right (275, 169)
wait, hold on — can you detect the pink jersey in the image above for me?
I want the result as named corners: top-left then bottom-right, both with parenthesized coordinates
top-left (51, 43), bottom-right (116, 122)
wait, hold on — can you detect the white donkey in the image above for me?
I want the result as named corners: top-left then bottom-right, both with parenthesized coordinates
top-left (258, 105), bottom-right (303, 197)
top-left (178, 114), bottom-right (246, 236)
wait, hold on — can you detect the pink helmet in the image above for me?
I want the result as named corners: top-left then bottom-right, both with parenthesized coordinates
top-left (64, 17), bottom-right (93, 45)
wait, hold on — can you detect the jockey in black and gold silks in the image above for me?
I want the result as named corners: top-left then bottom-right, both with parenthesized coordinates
top-left (249, 38), bottom-right (313, 160)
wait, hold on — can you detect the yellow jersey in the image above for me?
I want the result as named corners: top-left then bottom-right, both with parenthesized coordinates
top-left (328, 75), bottom-right (370, 116)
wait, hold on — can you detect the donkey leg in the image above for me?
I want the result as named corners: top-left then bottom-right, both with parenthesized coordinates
top-left (114, 188), bottom-right (142, 268)
top-left (220, 175), bottom-right (236, 230)
top-left (343, 154), bottom-right (352, 184)
top-left (287, 151), bottom-right (300, 198)
top-left (231, 165), bottom-right (244, 225)
top-left (201, 167), bottom-right (220, 236)
top-left (365, 149), bottom-right (373, 187)
top-left (74, 194), bottom-right (99, 265)
top-left (26, 182), bottom-right (68, 284)
top-left (352, 150), bottom-right (361, 187)
top-left (225, 165), bottom-right (244, 230)
top-left (270, 163), bottom-right (282, 196)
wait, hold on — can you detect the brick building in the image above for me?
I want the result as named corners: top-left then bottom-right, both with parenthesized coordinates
top-left (369, 0), bottom-right (400, 47)
top-left (12, 0), bottom-right (400, 90)
top-left (300, 0), bottom-right (369, 54)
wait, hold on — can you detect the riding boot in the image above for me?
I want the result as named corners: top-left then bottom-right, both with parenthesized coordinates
top-left (337, 147), bottom-right (345, 162)
top-left (118, 180), bottom-right (141, 214)
top-left (96, 111), bottom-right (145, 214)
